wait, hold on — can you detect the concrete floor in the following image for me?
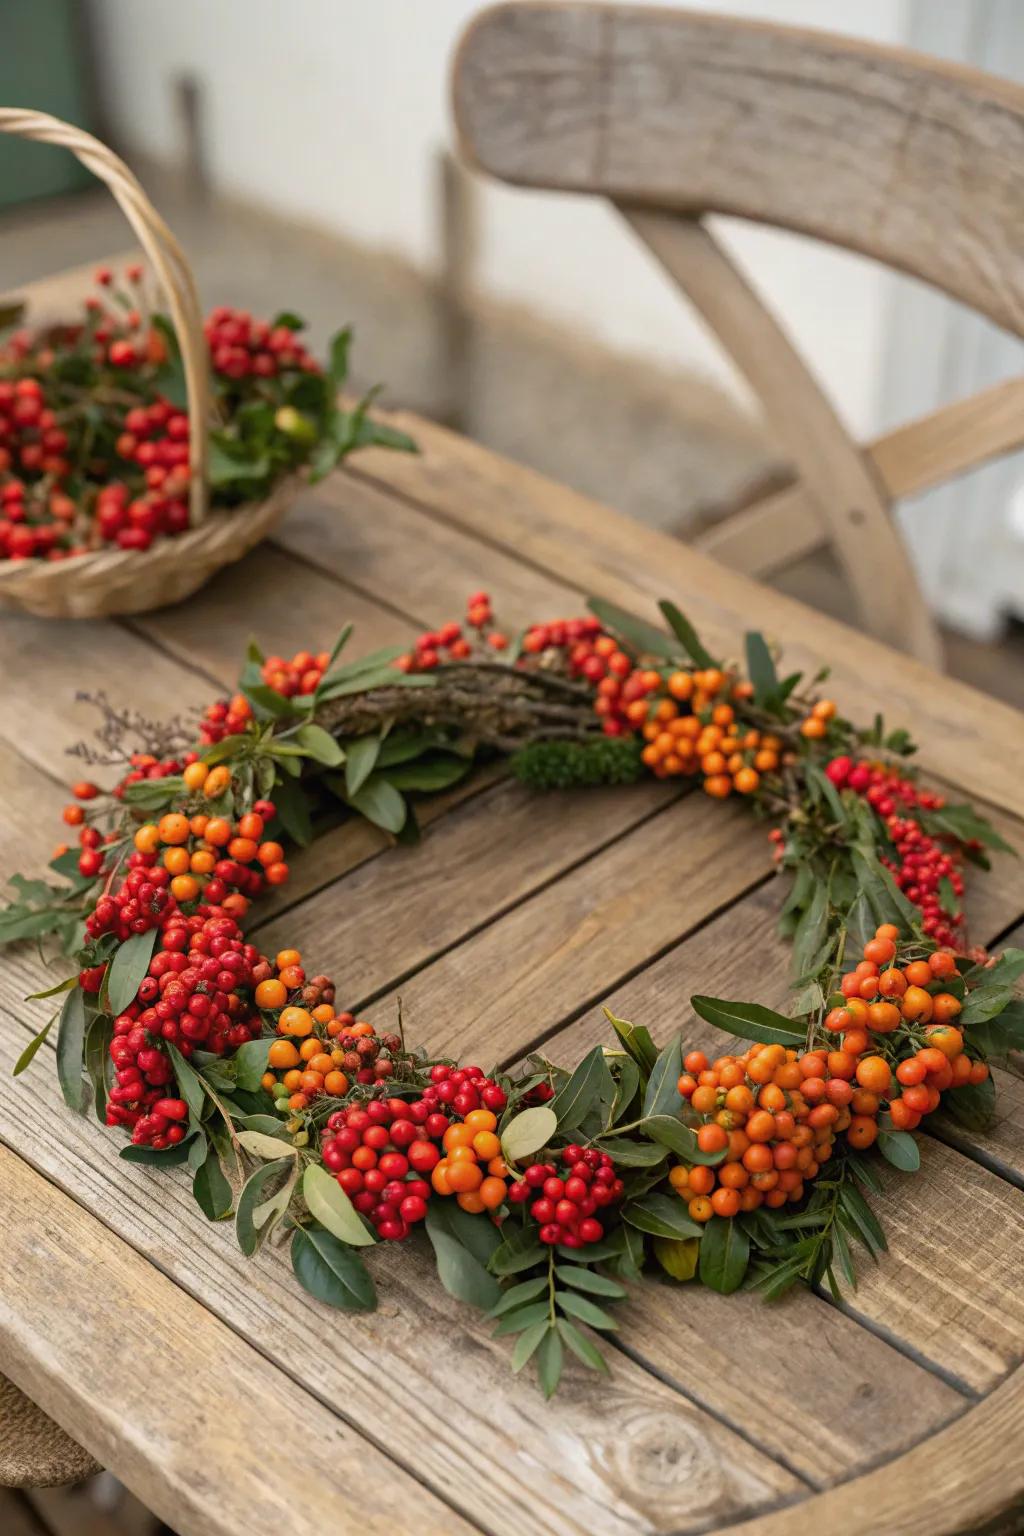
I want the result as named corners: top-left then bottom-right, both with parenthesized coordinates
top-left (4, 175), bottom-right (1024, 711)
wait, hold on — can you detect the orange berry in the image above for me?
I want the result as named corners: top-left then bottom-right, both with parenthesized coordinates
top-left (228, 837), bottom-right (259, 863)
top-left (924, 1024), bottom-right (963, 1059)
top-left (163, 845), bottom-right (190, 875)
top-left (812, 699), bottom-right (836, 720)
top-left (930, 993), bottom-right (962, 1024)
top-left (204, 816), bottom-right (232, 847)
top-left (278, 1006), bottom-right (314, 1038)
top-left (268, 1040), bottom-right (300, 1070)
top-left (696, 1123), bottom-right (728, 1154)
top-left (183, 761), bottom-right (209, 791)
top-left (688, 1196), bottom-right (714, 1223)
top-left (733, 767), bottom-right (760, 794)
top-left (265, 863), bottom-right (289, 885)
top-left (864, 937), bottom-right (896, 966)
top-left (431, 1162), bottom-right (452, 1196)
top-left (855, 1056), bottom-right (891, 1094)
top-left (282, 1069), bottom-right (303, 1091)
top-left (687, 1165), bottom-right (715, 1196)
top-left (703, 774), bottom-right (732, 799)
top-left (478, 1176), bottom-right (507, 1210)
top-left (847, 1115), bottom-right (878, 1150)
top-left (170, 874), bottom-right (199, 902)
top-left (464, 1109), bottom-right (498, 1133)
top-left (800, 717), bottom-right (827, 739)
top-left (133, 823), bottom-right (161, 854)
top-left (668, 1165), bottom-right (691, 1191)
top-left (324, 1071), bottom-right (349, 1096)
top-left (278, 965), bottom-right (304, 989)
top-left (867, 1001), bottom-right (901, 1034)
top-left (257, 841), bottom-right (285, 868)
top-left (710, 1187), bottom-right (740, 1218)
top-left (903, 961), bottom-right (933, 988)
top-left (901, 986), bottom-right (934, 1023)
top-left (446, 1160), bottom-right (483, 1194)
top-left (690, 1085), bottom-right (718, 1115)
top-left (204, 766), bottom-right (232, 799)
top-left (287, 1092), bottom-right (310, 1112)
top-left (472, 1131), bottom-right (502, 1161)
top-left (157, 812), bottom-right (190, 845)
top-left (878, 968), bottom-right (907, 998)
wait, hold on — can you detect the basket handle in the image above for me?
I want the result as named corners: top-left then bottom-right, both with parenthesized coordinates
top-left (0, 108), bottom-right (209, 526)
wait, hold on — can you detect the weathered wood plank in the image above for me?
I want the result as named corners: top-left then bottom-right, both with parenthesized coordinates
top-left (363, 794), bottom-right (769, 1060)
top-left (131, 535), bottom-right (410, 689)
top-left (454, 4), bottom-right (1024, 339)
top-left (0, 1024), bottom-right (805, 1535)
top-left (280, 472), bottom-right (580, 628)
top-left (345, 416), bottom-right (1024, 817)
top-left (254, 775), bottom-right (674, 1002)
top-left (0, 1150), bottom-right (476, 1536)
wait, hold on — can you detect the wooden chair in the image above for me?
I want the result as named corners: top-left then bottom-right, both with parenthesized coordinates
top-left (451, 3), bottom-right (1024, 667)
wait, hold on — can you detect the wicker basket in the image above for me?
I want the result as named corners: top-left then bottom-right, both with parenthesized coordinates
top-left (0, 109), bottom-right (296, 619)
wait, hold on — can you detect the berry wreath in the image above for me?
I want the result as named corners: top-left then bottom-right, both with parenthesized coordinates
top-left (4, 590), bottom-right (1021, 1398)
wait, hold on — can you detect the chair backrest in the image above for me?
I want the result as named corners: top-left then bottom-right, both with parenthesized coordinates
top-left (452, 3), bottom-right (1024, 665)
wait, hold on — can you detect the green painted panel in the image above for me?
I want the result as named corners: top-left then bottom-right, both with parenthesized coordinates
top-left (0, 0), bottom-right (97, 210)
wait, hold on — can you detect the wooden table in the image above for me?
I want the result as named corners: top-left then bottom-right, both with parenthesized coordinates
top-left (3, 279), bottom-right (1024, 1536)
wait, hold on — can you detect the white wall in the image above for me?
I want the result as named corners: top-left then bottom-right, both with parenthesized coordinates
top-left (91, 0), bottom-right (912, 437)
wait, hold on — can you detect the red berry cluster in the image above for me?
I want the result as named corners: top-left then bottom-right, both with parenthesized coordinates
top-left (83, 865), bottom-right (177, 943)
top-left (508, 1145), bottom-right (623, 1246)
top-left (426, 1060), bottom-right (508, 1116)
top-left (524, 618), bottom-right (662, 736)
top-left (199, 694), bottom-right (255, 745)
top-left (204, 306), bottom-right (319, 381)
top-left (397, 592), bottom-right (508, 671)
top-left (321, 1097), bottom-right (446, 1241)
top-left (0, 377), bottom-right (69, 479)
top-left (826, 756), bottom-right (963, 945)
top-left (105, 913), bottom-right (263, 1144)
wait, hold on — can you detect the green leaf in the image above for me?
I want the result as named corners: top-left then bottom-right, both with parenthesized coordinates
top-left (424, 1205), bottom-right (502, 1310)
top-left (25, 975), bottom-right (78, 1000)
top-left (556, 1318), bottom-right (609, 1372)
top-left (241, 682), bottom-right (294, 720)
top-left (291, 1224), bottom-right (377, 1311)
top-left (228, 1038), bottom-right (271, 1093)
top-left (13, 1016), bottom-right (55, 1076)
top-left (623, 1192), bottom-right (704, 1240)
top-left (107, 930), bottom-right (158, 1017)
top-left (295, 723), bottom-right (344, 767)
top-left (838, 1184), bottom-right (887, 1257)
top-left (652, 1235), bottom-right (700, 1281)
top-left (939, 1074), bottom-right (996, 1133)
top-left (235, 1158), bottom-right (297, 1255)
top-left (556, 1291), bottom-right (617, 1330)
top-left (500, 1106), bottom-right (557, 1165)
top-left (642, 1035), bottom-right (683, 1118)
top-left (383, 755), bottom-right (471, 792)
top-left (492, 1301), bottom-right (551, 1336)
top-left (328, 326), bottom-right (352, 387)
top-left (489, 1227), bottom-right (546, 1276)
top-left (208, 434), bottom-right (270, 488)
top-left (55, 987), bottom-right (87, 1111)
top-left (744, 631), bottom-right (779, 709)
top-left (351, 416), bottom-right (418, 454)
top-left (237, 1129), bottom-right (299, 1161)
top-left (876, 1128), bottom-right (920, 1172)
top-left (303, 1163), bottom-right (376, 1246)
top-left (590, 1135), bottom-right (668, 1167)
top-left (690, 995), bottom-right (805, 1047)
top-left (604, 1009), bottom-right (659, 1073)
top-left (658, 600), bottom-right (717, 667)
top-left (272, 310), bottom-right (305, 331)
top-left (586, 598), bottom-right (682, 662)
top-left (167, 1043), bottom-right (207, 1128)
top-left (549, 1046), bottom-right (607, 1130)
top-left (510, 1320), bottom-right (548, 1373)
top-left (698, 1216), bottom-right (750, 1294)
top-left (488, 1275), bottom-right (548, 1317)
top-left (120, 1139), bottom-right (194, 1167)
top-left (271, 775), bottom-right (315, 847)
top-left (554, 1265), bottom-right (626, 1298)
top-left (345, 734), bottom-right (382, 797)
top-left (920, 803), bottom-right (1015, 854)
top-left (348, 774), bottom-right (407, 834)
top-left (536, 1324), bottom-right (564, 1398)
top-left (193, 1143), bottom-right (233, 1221)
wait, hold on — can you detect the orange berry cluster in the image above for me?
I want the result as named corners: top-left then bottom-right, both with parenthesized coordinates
top-left (132, 795), bottom-right (288, 916)
top-left (260, 648), bottom-right (331, 699)
top-left (797, 698), bottom-right (838, 739)
top-left (641, 671), bottom-right (780, 796)
top-left (430, 1108), bottom-right (510, 1212)
top-left (677, 923), bottom-right (988, 1218)
top-left (674, 1041), bottom-right (843, 1222)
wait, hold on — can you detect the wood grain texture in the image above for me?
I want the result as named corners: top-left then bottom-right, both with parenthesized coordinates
top-left (363, 793), bottom-right (769, 1061)
top-left (454, 3), bottom-right (1024, 338)
top-left (346, 410), bottom-right (1024, 818)
top-left (0, 1025), bottom-right (804, 1535)
top-left (0, 1150), bottom-right (476, 1536)
top-left (618, 209), bottom-right (940, 665)
top-left (254, 775), bottom-right (674, 1005)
